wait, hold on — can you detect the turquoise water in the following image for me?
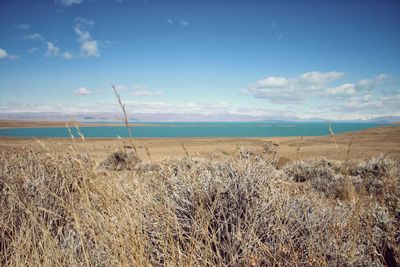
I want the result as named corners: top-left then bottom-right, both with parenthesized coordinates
top-left (0, 122), bottom-right (390, 138)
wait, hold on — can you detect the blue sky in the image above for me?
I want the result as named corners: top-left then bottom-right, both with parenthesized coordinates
top-left (0, 0), bottom-right (399, 120)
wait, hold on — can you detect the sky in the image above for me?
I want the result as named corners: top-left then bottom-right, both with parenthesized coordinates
top-left (0, 0), bottom-right (399, 120)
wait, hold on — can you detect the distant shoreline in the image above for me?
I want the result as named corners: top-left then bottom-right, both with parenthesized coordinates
top-left (0, 119), bottom-right (398, 130)
top-left (0, 120), bottom-right (161, 129)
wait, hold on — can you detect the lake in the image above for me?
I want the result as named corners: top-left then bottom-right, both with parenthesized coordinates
top-left (0, 122), bottom-right (390, 138)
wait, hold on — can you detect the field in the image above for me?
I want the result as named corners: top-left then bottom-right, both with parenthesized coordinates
top-left (0, 123), bottom-right (399, 266)
top-left (1, 123), bottom-right (400, 163)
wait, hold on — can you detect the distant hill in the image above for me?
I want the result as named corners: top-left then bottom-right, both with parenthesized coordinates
top-left (0, 112), bottom-right (399, 123)
top-left (363, 116), bottom-right (400, 123)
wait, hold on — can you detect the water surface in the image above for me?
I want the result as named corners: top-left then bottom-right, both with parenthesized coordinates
top-left (0, 122), bottom-right (390, 138)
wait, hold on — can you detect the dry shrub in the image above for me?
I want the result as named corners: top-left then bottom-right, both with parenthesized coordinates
top-left (283, 158), bottom-right (350, 199)
top-left (0, 148), bottom-right (148, 266)
top-left (349, 155), bottom-right (398, 194)
top-left (351, 154), bottom-right (396, 178)
top-left (0, 147), bottom-right (399, 266)
top-left (99, 149), bottom-right (141, 171)
top-left (283, 158), bottom-right (341, 183)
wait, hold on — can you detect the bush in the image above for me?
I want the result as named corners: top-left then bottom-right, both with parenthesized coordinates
top-left (99, 149), bottom-right (141, 171)
top-left (0, 148), bottom-right (399, 266)
top-left (283, 158), bottom-right (340, 183)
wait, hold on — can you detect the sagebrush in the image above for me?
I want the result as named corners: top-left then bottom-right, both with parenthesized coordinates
top-left (0, 147), bottom-right (399, 266)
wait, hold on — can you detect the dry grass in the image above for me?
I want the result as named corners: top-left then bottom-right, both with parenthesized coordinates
top-left (1, 145), bottom-right (399, 266)
top-left (1, 88), bottom-right (398, 266)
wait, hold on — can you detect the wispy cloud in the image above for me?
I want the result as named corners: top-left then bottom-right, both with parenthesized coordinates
top-left (132, 90), bottom-right (164, 96)
top-left (19, 25), bottom-right (76, 60)
top-left (63, 52), bottom-right (74, 59)
top-left (74, 17), bottom-right (100, 57)
top-left (131, 84), bottom-right (147, 90)
top-left (0, 48), bottom-right (9, 59)
top-left (179, 19), bottom-right (189, 27)
top-left (241, 71), bottom-right (398, 119)
top-left (0, 48), bottom-right (19, 60)
top-left (299, 71), bottom-right (344, 86)
top-left (75, 17), bottom-right (95, 27)
top-left (74, 87), bottom-right (92, 95)
top-left (0, 92), bottom-right (398, 120)
top-left (271, 20), bottom-right (283, 40)
top-left (327, 83), bottom-right (356, 96)
top-left (242, 72), bottom-right (389, 103)
top-left (241, 71), bottom-right (344, 103)
top-left (55, 0), bottom-right (83, 6)
top-left (55, 0), bottom-right (132, 6)
top-left (0, 100), bottom-right (232, 114)
top-left (43, 41), bottom-right (74, 60)
top-left (27, 47), bottom-right (39, 54)
top-left (22, 33), bottom-right (44, 41)
top-left (326, 74), bottom-right (389, 97)
top-left (167, 18), bottom-right (189, 27)
top-left (14, 24), bottom-right (30, 31)
top-left (130, 84), bottom-right (164, 96)
top-left (45, 42), bottom-right (60, 57)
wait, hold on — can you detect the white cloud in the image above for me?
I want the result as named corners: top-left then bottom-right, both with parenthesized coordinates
top-left (132, 84), bottom-right (148, 90)
top-left (0, 48), bottom-right (18, 60)
top-left (241, 71), bottom-right (399, 118)
top-left (342, 99), bottom-right (384, 110)
top-left (0, 93), bottom-right (398, 120)
top-left (354, 74), bottom-right (389, 92)
top-left (299, 71), bottom-right (344, 87)
top-left (242, 71), bottom-right (344, 103)
top-left (55, 0), bottom-right (131, 6)
top-left (327, 83), bottom-right (356, 95)
top-left (129, 84), bottom-right (164, 96)
top-left (254, 77), bottom-right (290, 88)
top-left (0, 48), bottom-right (8, 59)
top-left (132, 90), bottom-right (164, 96)
top-left (380, 93), bottom-right (400, 103)
top-left (15, 24), bottom-right (30, 30)
top-left (55, 0), bottom-right (83, 6)
top-left (167, 18), bottom-right (189, 27)
top-left (7, 55), bottom-right (19, 60)
top-left (27, 47), bottom-right (39, 54)
top-left (81, 39), bottom-right (99, 57)
top-left (63, 51), bottom-right (74, 59)
top-left (74, 87), bottom-right (92, 95)
top-left (45, 42), bottom-right (60, 57)
top-left (326, 74), bottom-right (389, 98)
top-left (115, 101), bottom-right (231, 114)
top-left (74, 18), bottom-right (100, 57)
top-left (22, 33), bottom-right (44, 41)
top-left (179, 19), bottom-right (189, 27)
top-left (0, 101), bottom-right (232, 115)
top-left (75, 17), bottom-right (94, 27)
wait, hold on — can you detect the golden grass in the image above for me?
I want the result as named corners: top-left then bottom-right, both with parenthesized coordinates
top-left (0, 146), bottom-right (399, 266)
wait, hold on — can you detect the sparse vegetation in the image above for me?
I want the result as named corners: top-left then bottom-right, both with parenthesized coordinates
top-left (1, 86), bottom-right (398, 266)
top-left (1, 146), bottom-right (399, 266)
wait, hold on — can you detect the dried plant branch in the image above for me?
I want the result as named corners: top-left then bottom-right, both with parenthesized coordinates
top-left (328, 122), bottom-right (341, 158)
top-left (112, 84), bottom-right (137, 153)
